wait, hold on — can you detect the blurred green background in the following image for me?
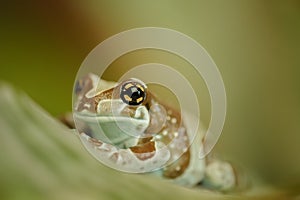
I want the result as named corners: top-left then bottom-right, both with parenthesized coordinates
top-left (1, 0), bottom-right (300, 195)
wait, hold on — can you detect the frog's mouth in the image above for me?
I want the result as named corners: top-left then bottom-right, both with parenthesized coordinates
top-left (74, 99), bottom-right (150, 148)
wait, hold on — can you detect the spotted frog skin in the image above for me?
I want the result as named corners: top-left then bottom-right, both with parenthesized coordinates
top-left (72, 73), bottom-right (236, 190)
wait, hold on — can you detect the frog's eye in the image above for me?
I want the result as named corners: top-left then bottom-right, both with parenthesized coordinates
top-left (120, 80), bottom-right (146, 106)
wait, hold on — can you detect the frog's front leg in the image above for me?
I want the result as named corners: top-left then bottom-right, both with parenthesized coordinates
top-left (80, 132), bottom-right (170, 173)
top-left (59, 113), bottom-right (171, 172)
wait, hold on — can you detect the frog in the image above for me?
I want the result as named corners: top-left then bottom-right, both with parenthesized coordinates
top-left (70, 73), bottom-right (237, 191)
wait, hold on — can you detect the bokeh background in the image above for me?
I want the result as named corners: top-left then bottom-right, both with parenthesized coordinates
top-left (1, 0), bottom-right (300, 197)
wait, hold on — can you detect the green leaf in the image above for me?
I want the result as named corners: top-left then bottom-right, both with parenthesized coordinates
top-left (0, 82), bottom-right (290, 200)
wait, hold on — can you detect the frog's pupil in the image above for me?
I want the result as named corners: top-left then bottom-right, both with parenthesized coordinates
top-left (121, 83), bottom-right (145, 106)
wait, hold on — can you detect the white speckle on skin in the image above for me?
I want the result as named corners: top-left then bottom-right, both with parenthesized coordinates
top-left (174, 132), bottom-right (179, 138)
top-left (166, 116), bottom-right (171, 121)
top-left (162, 130), bottom-right (168, 136)
top-left (175, 166), bottom-right (181, 171)
top-left (84, 103), bottom-right (91, 109)
top-left (171, 118), bottom-right (177, 124)
top-left (155, 134), bottom-right (162, 139)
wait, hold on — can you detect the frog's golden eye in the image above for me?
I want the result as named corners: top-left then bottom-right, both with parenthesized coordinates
top-left (120, 81), bottom-right (146, 106)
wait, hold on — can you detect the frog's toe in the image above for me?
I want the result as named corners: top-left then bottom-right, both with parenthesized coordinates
top-left (202, 159), bottom-right (236, 191)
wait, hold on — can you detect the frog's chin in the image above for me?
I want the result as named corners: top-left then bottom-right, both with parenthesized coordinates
top-left (74, 99), bottom-right (150, 148)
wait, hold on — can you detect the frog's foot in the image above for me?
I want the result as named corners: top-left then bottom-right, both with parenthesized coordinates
top-left (80, 132), bottom-right (170, 173)
top-left (202, 159), bottom-right (236, 191)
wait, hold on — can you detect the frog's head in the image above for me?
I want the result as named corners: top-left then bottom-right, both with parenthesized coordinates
top-left (74, 74), bottom-right (165, 148)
